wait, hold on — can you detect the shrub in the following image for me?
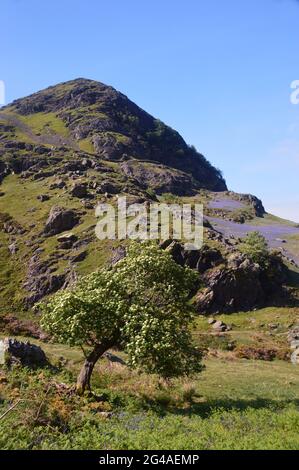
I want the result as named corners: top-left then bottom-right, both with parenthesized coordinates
top-left (231, 207), bottom-right (255, 223)
top-left (239, 231), bottom-right (269, 266)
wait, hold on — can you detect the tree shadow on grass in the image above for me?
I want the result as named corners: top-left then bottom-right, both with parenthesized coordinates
top-left (144, 396), bottom-right (299, 419)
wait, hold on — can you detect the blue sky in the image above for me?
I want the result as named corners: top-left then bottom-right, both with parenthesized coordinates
top-left (1, 0), bottom-right (299, 220)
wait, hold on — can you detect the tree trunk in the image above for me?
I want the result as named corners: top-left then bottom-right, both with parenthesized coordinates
top-left (76, 340), bottom-right (115, 395)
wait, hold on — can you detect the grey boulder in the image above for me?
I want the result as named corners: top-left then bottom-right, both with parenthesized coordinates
top-left (0, 338), bottom-right (48, 368)
top-left (44, 206), bottom-right (80, 235)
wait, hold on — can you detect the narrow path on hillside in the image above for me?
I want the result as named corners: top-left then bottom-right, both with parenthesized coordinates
top-left (207, 215), bottom-right (299, 265)
top-left (0, 112), bottom-right (80, 150)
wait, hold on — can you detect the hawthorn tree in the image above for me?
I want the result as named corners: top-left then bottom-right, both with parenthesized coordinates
top-left (40, 242), bottom-right (203, 394)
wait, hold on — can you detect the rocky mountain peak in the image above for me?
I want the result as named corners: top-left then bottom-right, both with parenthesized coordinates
top-left (1, 79), bottom-right (227, 192)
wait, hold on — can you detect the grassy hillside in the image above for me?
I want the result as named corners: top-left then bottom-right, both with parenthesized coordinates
top-left (0, 306), bottom-right (298, 450)
top-left (0, 79), bottom-right (299, 451)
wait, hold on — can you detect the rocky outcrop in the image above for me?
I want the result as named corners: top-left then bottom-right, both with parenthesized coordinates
top-left (8, 243), bottom-right (18, 255)
top-left (44, 206), bottom-right (80, 235)
top-left (231, 192), bottom-right (265, 217)
top-left (288, 326), bottom-right (299, 365)
top-left (211, 320), bottom-right (231, 332)
top-left (288, 326), bottom-right (299, 350)
top-left (70, 182), bottom-right (88, 198)
top-left (0, 161), bottom-right (10, 183)
top-left (92, 133), bottom-right (130, 160)
top-left (259, 253), bottom-right (288, 295)
top-left (110, 246), bottom-right (127, 265)
top-left (194, 246), bottom-right (224, 272)
top-left (120, 160), bottom-right (197, 196)
top-left (195, 254), bottom-right (263, 313)
top-left (57, 232), bottom-right (78, 249)
top-left (1, 215), bottom-right (25, 235)
top-left (195, 253), bottom-right (286, 314)
top-left (49, 180), bottom-right (66, 190)
top-left (97, 180), bottom-right (121, 195)
top-left (23, 255), bottom-right (66, 306)
top-left (0, 338), bottom-right (48, 367)
top-left (1, 155), bottom-right (62, 181)
top-left (37, 194), bottom-right (50, 202)
top-left (70, 250), bottom-right (87, 263)
top-left (291, 349), bottom-right (299, 365)
top-left (162, 241), bottom-right (224, 271)
top-left (161, 240), bottom-right (284, 313)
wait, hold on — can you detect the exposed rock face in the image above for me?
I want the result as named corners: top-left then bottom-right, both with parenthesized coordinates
top-left (195, 254), bottom-right (263, 314)
top-left (120, 160), bottom-right (196, 196)
top-left (195, 253), bottom-right (286, 314)
top-left (0, 338), bottom-right (48, 367)
top-left (288, 326), bottom-right (299, 365)
top-left (163, 240), bottom-right (287, 314)
top-left (8, 242), bottom-right (18, 255)
top-left (70, 250), bottom-right (87, 263)
top-left (57, 232), bottom-right (78, 243)
top-left (259, 254), bottom-right (288, 295)
top-left (44, 206), bottom-right (80, 235)
top-left (1, 215), bottom-right (25, 235)
top-left (110, 246), bottom-right (127, 265)
top-left (0, 161), bottom-right (10, 183)
top-left (97, 180), bottom-right (121, 195)
top-left (291, 349), bottom-right (299, 365)
top-left (211, 320), bottom-right (231, 332)
top-left (160, 241), bottom-right (284, 313)
top-left (233, 193), bottom-right (265, 217)
top-left (194, 246), bottom-right (224, 272)
top-left (164, 241), bottom-right (186, 266)
top-left (0, 155), bottom-right (61, 180)
top-left (37, 194), bottom-right (50, 202)
top-left (163, 241), bottom-right (223, 271)
top-left (49, 180), bottom-right (66, 190)
top-left (212, 320), bottom-right (227, 332)
top-left (0, 315), bottom-right (48, 340)
top-left (23, 255), bottom-right (66, 306)
top-left (288, 326), bottom-right (299, 350)
top-left (57, 232), bottom-right (78, 249)
top-left (92, 133), bottom-right (130, 160)
top-left (70, 182), bottom-right (88, 198)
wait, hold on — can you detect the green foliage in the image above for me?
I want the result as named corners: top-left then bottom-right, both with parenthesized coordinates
top-left (0, 323), bottom-right (299, 450)
top-left (78, 137), bottom-right (95, 154)
top-left (146, 120), bottom-right (181, 152)
top-left (239, 231), bottom-right (270, 266)
top-left (188, 144), bottom-right (224, 182)
top-left (145, 188), bottom-right (156, 199)
top-left (40, 242), bottom-right (203, 379)
top-left (160, 193), bottom-right (182, 204)
top-left (1, 354), bottom-right (299, 450)
top-left (0, 366), bottom-right (298, 450)
top-left (19, 112), bottom-right (70, 137)
top-left (115, 243), bottom-right (202, 378)
top-left (41, 269), bottom-right (126, 347)
top-left (0, 212), bottom-right (12, 230)
top-left (231, 207), bottom-right (255, 223)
